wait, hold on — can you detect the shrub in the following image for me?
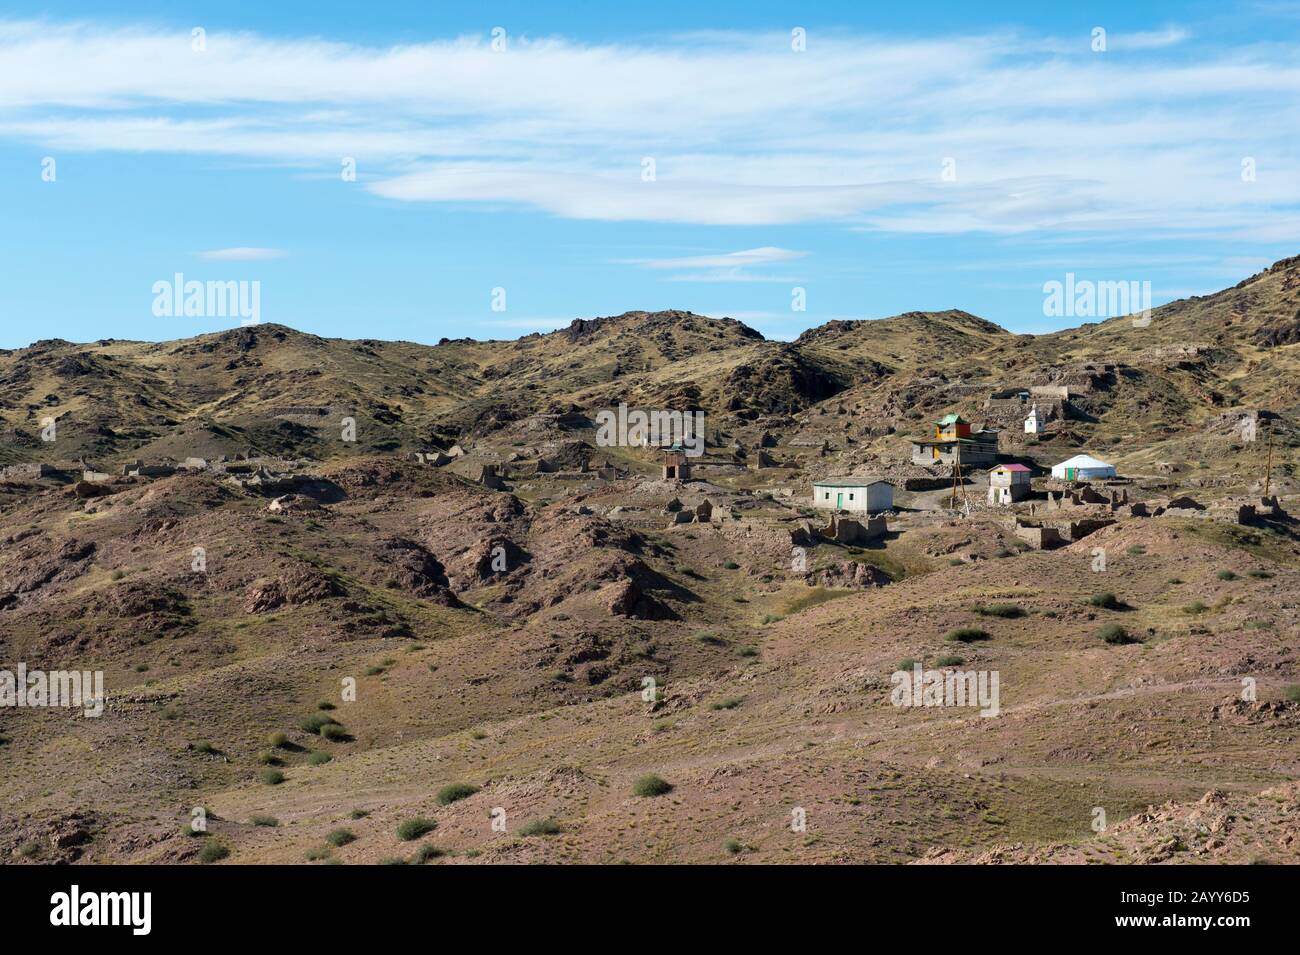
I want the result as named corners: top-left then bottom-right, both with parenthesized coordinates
top-left (633, 774), bottom-right (673, 797)
top-left (379, 856), bottom-right (407, 866)
top-left (349, 809), bottom-right (370, 820)
top-left (197, 840), bottom-right (229, 864)
top-left (307, 751), bottom-right (332, 766)
top-left (396, 817), bottom-right (437, 841)
top-left (363, 665), bottom-right (386, 676)
top-left (1248, 570), bottom-right (1273, 579)
top-left (695, 631), bottom-right (727, 646)
top-left (250, 815), bottom-right (278, 827)
top-left (299, 713), bottom-right (338, 735)
top-left (723, 561), bottom-right (740, 570)
top-left (193, 741), bottom-right (216, 755)
top-left (518, 817), bottom-right (562, 837)
top-left (723, 838), bottom-right (744, 855)
top-left (413, 843), bottom-right (446, 863)
top-left (319, 723), bottom-right (348, 742)
top-left (945, 627), bottom-right (989, 643)
top-left (1217, 570), bottom-right (1238, 581)
top-left (735, 645), bottom-right (759, 658)
top-left (134, 663), bottom-right (150, 673)
top-left (1283, 685), bottom-right (1300, 704)
top-left (934, 655), bottom-right (964, 667)
top-left (1183, 601), bottom-right (1208, 615)
top-left (896, 658), bottom-right (918, 671)
top-left (266, 731), bottom-right (289, 748)
top-left (1100, 624), bottom-right (1139, 645)
top-left (710, 697), bottom-right (744, 711)
top-left (305, 846), bottom-right (331, 861)
top-left (1088, 592), bottom-right (1120, 610)
top-left (317, 701), bottom-right (336, 711)
top-left (1127, 545), bottom-right (1147, 556)
top-left (975, 603), bottom-right (1024, 618)
top-left (436, 782), bottom-right (479, 805)
top-left (326, 828), bottom-right (356, 847)
top-left (260, 768), bottom-right (285, 786)
top-left (760, 614), bottom-right (784, 625)
top-left (17, 840), bottom-right (40, 858)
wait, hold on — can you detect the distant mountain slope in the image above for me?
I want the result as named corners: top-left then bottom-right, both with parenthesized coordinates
top-left (2, 259), bottom-right (1298, 473)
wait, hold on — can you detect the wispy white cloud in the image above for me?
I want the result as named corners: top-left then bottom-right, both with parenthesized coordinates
top-left (0, 18), bottom-right (1297, 238)
top-left (624, 246), bottom-right (806, 281)
top-left (198, 247), bottom-right (285, 261)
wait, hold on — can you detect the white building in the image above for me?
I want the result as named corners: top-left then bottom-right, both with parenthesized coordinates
top-left (987, 464), bottom-right (1033, 504)
top-left (812, 479), bottom-right (894, 514)
top-left (1050, 454), bottom-right (1116, 482)
top-left (1024, 404), bottom-right (1042, 434)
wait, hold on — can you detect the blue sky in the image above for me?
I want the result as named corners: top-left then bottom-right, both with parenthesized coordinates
top-left (2, 1), bottom-right (1298, 348)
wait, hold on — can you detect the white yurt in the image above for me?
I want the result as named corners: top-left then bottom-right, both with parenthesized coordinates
top-left (1051, 454), bottom-right (1116, 481)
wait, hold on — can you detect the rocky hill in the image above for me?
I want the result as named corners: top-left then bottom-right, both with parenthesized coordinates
top-left (2, 256), bottom-right (1299, 865)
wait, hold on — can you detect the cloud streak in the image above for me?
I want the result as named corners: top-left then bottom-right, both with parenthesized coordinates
top-left (0, 19), bottom-right (1297, 236)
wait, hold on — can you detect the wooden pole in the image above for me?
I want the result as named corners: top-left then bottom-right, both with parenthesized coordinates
top-left (1263, 420), bottom-right (1274, 498)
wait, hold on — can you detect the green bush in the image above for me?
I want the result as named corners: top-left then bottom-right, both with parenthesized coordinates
top-left (723, 838), bottom-right (744, 855)
top-left (266, 731), bottom-right (288, 748)
top-left (518, 817), bottom-right (562, 836)
top-left (945, 627), bottom-right (989, 643)
top-left (710, 697), bottom-right (744, 711)
top-left (413, 843), bottom-right (445, 863)
top-left (632, 774), bottom-right (673, 797)
top-left (317, 700), bottom-right (336, 711)
top-left (934, 655), bottom-right (964, 667)
top-left (397, 817), bottom-right (437, 841)
top-left (1217, 570), bottom-right (1238, 581)
top-left (695, 631), bottom-right (727, 646)
top-left (197, 840), bottom-right (229, 864)
top-left (1283, 685), bottom-right (1300, 704)
top-left (299, 713), bottom-right (338, 735)
top-left (260, 768), bottom-right (285, 786)
top-left (436, 782), bottom-right (479, 805)
top-left (723, 561), bottom-right (740, 570)
top-left (975, 603), bottom-right (1024, 618)
top-left (1088, 592), bottom-right (1120, 610)
top-left (326, 828), bottom-right (356, 847)
top-left (1099, 624), bottom-right (1139, 645)
top-left (250, 815), bottom-right (279, 827)
top-left (1183, 601), bottom-right (1208, 615)
top-left (1247, 569), bottom-right (1273, 579)
top-left (319, 723), bottom-right (348, 742)
top-left (307, 751), bottom-right (332, 766)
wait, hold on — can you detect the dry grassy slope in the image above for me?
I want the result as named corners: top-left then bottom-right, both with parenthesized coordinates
top-left (2, 449), bottom-right (1298, 864)
top-left (3, 258), bottom-right (1300, 471)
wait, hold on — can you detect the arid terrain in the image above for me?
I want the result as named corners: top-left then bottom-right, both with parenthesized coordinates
top-left (2, 256), bottom-right (1300, 865)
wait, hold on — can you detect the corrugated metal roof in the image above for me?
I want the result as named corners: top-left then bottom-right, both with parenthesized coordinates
top-left (812, 478), bottom-right (893, 488)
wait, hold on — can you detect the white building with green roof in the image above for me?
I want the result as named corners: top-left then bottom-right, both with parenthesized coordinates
top-left (812, 478), bottom-right (894, 514)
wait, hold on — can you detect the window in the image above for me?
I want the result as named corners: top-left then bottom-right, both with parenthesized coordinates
top-left (848, 493), bottom-right (854, 500)
top-left (823, 492), bottom-right (830, 500)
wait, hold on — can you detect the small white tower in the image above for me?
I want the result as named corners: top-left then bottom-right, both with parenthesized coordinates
top-left (1024, 403), bottom-right (1041, 435)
